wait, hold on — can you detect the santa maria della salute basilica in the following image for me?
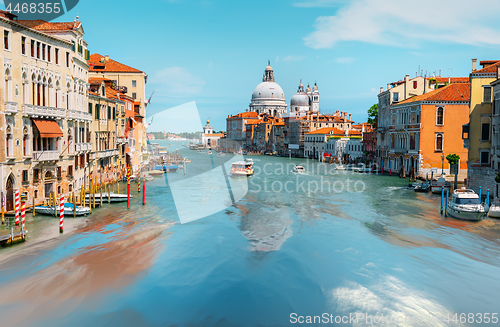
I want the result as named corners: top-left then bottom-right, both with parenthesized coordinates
top-left (249, 61), bottom-right (320, 117)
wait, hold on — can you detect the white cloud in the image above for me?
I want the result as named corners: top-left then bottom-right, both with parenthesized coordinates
top-left (335, 57), bottom-right (355, 64)
top-left (304, 0), bottom-right (500, 49)
top-left (282, 55), bottom-right (306, 62)
top-left (151, 67), bottom-right (206, 96)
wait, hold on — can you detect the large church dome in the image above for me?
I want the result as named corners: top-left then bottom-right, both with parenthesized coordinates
top-left (252, 82), bottom-right (285, 100)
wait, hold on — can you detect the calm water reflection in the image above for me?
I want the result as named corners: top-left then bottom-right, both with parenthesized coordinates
top-left (1, 140), bottom-right (500, 326)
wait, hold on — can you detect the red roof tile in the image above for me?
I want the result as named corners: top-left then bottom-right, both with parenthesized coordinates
top-left (17, 20), bottom-right (81, 31)
top-left (306, 127), bottom-right (344, 135)
top-left (88, 53), bottom-right (143, 73)
top-left (473, 60), bottom-right (500, 74)
top-left (398, 83), bottom-right (470, 104)
top-left (228, 111), bottom-right (260, 119)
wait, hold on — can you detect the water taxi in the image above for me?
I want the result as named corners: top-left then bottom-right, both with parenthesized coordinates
top-left (447, 188), bottom-right (486, 221)
top-left (85, 192), bottom-right (131, 203)
top-left (293, 165), bottom-right (305, 174)
top-left (231, 159), bottom-right (254, 176)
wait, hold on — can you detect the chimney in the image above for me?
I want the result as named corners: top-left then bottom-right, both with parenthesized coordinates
top-left (380, 87), bottom-right (384, 93)
top-left (349, 114), bottom-right (351, 121)
top-left (387, 83), bottom-right (391, 90)
top-left (472, 59), bottom-right (477, 72)
top-left (105, 55), bottom-right (110, 62)
top-left (405, 74), bottom-right (409, 82)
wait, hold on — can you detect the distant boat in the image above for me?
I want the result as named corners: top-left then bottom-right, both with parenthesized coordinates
top-left (231, 159), bottom-right (254, 177)
top-left (414, 182), bottom-right (430, 192)
top-left (293, 165), bottom-right (305, 174)
top-left (207, 151), bottom-right (213, 155)
top-left (488, 204), bottom-right (500, 218)
top-left (35, 203), bottom-right (90, 216)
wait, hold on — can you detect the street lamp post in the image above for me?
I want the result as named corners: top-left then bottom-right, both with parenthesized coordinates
top-left (289, 150), bottom-right (291, 160)
top-left (441, 153), bottom-right (445, 175)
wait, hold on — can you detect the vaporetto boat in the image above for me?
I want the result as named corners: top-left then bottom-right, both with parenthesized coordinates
top-left (35, 203), bottom-right (91, 216)
top-left (447, 188), bottom-right (486, 221)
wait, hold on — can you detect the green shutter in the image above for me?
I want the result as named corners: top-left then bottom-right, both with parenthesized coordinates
top-left (88, 103), bottom-right (92, 114)
top-left (113, 107), bottom-right (116, 120)
top-left (108, 106), bottom-right (111, 120)
top-left (95, 104), bottom-right (100, 119)
top-left (85, 49), bottom-right (90, 60)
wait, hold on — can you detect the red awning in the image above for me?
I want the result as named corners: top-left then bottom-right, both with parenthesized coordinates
top-left (32, 119), bottom-right (63, 138)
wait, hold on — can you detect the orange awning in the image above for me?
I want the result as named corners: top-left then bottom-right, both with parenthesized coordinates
top-left (32, 119), bottom-right (63, 138)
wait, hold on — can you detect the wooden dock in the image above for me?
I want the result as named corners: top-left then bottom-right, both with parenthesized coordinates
top-left (0, 228), bottom-right (27, 246)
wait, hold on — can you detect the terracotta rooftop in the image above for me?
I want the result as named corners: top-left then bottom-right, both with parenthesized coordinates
top-left (473, 60), bottom-right (500, 74)
top-left (17, 19), bottom-right (81, 31)
top-left (398, 83), bottom-right (470, 104)
top-left (88, 53), bottom-right (143, 73)
top-left (88, 77), bottom-right (111, 85)
top-left (306, 127), bottom-right (344, 135)
top-left (428, 77), bottom-right (469, 84)
top-left (228, 111), bottom-right (260, 119)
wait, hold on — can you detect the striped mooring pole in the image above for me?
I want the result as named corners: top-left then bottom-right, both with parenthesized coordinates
top-left (441, 184), bottom-right (444, 215)
top-left (21, 201), bottom-right (25, 232)
top-left (138, 168), bottom-right (141, 193)
top-left (59, 194), bottom-right (64, 233)
top-left (14, 190), bottom-right (20, 225)
top-left (142, 177), bottom-right (146, 205)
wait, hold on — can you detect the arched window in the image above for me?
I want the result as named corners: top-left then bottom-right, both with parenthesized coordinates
top-left (4, 68), bottom-right (11, 102)
top-left (436, 107), bottom-right (444, 125)
top-left (436, 133), bottom-right (443, 152)
top-left (481, 117), bottom-right (491, 141)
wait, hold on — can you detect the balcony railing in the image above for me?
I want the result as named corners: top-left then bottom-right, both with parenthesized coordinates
top-left (22, 105), bottom-right (65, 118)
top-left (5, 102), bottom-right (18, 114)
top-left (75, 143), bottom-right (92, 152)
top-left (117, 137), bottom-right (127, 144)
top-left (68, 110), bottom-right (92, 121)
top-left (96, 149), bottom-right (118, 158)
top-left (33, 150), bottom-right (60, 162)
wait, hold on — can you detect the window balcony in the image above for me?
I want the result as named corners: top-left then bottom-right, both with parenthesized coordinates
top-left (96, 149), bottom-right (118, 158)
top-left (68, 110), bottom-right (92, 121)
top-left (5, 101), bottom-right (18, 114)
top-left (22, 105), bottom-right (65, 118)
top-left (33, 150), bottom-right (60, 162)
top-left (117, 137), bottom-right (127, 144)
top-left (75, 143), bottom-right (92, 152)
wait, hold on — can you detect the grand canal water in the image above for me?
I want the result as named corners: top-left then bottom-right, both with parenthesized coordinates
top-left (1, 140), bottom-right (500, 326)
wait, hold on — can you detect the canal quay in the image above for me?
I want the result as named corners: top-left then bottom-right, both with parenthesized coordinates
top-left (0, 140), bottom-right (499, 326)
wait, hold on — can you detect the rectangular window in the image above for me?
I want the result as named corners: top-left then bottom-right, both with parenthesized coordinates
top-left (42, 44), bottom-right (46, 60)
top-left (108, 106), bottom-right (111, 119)
top-left (36, 42), bottom-right (40, 58)
top-left (55, 48), bottom-right (59, 64)
top-left (22, 170), bottom-right (28, 183)
top-left (393, 92), bottom-right (399, 102)
top-left (88, 103), bottom-right (93, 114)
top-left (482, 122), bottom-right (490, 141)
top-left (34, 169), bottom-right (40, 182)
top-left (480, 150), bottom-right (489, 164)
top-left (436, 134), bottom-right (443, 152)
top-left (132, 93), bottom-right (137, 99)
top-left (31, 40), bottom-right (35, 57)
top-left (47, 46), bottom-right (51, 62)
top-left (57, 167), bottom-right (62, 179)
top-left (132, 80), bottom-right (137, 87)
top-left (21, 37), bottom-right (26, 54)
top-left (68, 165), bottom-right (73, 177)
top-left (413, 80), bottom-right (418, 89)
top-left (4, 30), bottom-right (9, 50)
top-left (436, 107), bottom-right (444, 125)
top-left (66, 52), bottom-right (70, 67)
top-left (484, 86), bottom-right (492, 103)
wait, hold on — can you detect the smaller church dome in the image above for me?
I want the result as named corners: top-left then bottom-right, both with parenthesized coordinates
top-left (291, 92), bottom-right (310, 106)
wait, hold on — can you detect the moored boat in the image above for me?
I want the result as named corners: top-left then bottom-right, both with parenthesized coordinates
top-left (431, 176), bottom-right (452, 194)
top-left (85, 192), bottom-right (131, 203)
top-left (488, 204), bottom-right (500, 218)
top-left (447, 188), bottom-right (486, 221)
top-left (231, 159), bottom-right (254, 176)
top-left (414, 182), bottom-right (431, 192)
top-left (35, 203), bottom-right (91, 216)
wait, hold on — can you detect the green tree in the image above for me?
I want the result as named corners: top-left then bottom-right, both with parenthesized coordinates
top-left (367, 103), bottom-right (378, 125)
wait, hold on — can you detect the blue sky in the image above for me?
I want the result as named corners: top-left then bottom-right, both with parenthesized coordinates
top-left (9, 0), bottom-right (500, 132)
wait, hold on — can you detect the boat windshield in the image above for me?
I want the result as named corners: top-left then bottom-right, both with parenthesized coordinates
top-left (455, 198), bottom-right (481, 205)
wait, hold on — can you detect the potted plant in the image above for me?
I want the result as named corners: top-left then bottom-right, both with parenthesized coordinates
top-left (446, 154), bottom-right (460, 175)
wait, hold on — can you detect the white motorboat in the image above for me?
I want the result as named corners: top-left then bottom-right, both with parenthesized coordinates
top-left (207, 151), bottom-right (213, 155)
top-left (293, 165), bottom-right (306, 173)
top-left (35, 203), bottom-right (91, 216)
top-left (447, 188), bottom-right (486, 221)
top-left (431, 176), bottom-right (452, 194)
top-left (488, 204), bottom-right (500, 218)
top-left (85, 192), bottom-right (131, 203)
top-left (231, 159), bottom-right (254, 176)
top-left (335, 165), bottom-right (346, 170)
